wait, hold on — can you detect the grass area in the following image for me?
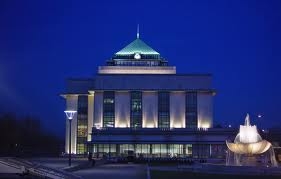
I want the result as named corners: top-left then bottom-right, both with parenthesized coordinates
top-left (150, 170), bottom-right (281, 179)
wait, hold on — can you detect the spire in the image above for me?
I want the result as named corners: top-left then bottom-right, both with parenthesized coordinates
top-left (137, 24), bottom-right (140, 39)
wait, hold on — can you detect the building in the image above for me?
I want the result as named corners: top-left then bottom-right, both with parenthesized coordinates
top-left (62, 33), bottom-right (235, 159)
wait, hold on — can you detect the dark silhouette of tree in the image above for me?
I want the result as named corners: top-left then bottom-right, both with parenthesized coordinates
top-left (0, 113), bottom-right (63, 157)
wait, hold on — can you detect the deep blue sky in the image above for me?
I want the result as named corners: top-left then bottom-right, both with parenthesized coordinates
top-left (0, 0), bottom-right (281, 137)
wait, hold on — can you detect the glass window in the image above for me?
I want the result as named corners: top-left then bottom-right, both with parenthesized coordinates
top-left (168, 144), bottom-right (183, 158)
top-left (119, 144), bottom-right (134, 157)
top-left (185, 144), bottom-right (192, 156)
top-left (210, 144), bottom-right (226, 158)
top-left (160, 144), bottom-right (168, 157)
top-left (141, 144), bottom-right (149, 157)
top-left (76, 96), bottom-right (88, 154)
top-left (130, 91), bottom-right (142, 128)
top-left (186, 92), bottom-right (198, 128)
top-left (152, 144), bottom-right (161, 157)
top-left (103, 91), bottom-right (115, 128)
top-left (192, 144), bottom-right (210, 158)
top-left (158, 92), bottom-right (170, 128)
top-left (92, 144), bottom-right (195, 158)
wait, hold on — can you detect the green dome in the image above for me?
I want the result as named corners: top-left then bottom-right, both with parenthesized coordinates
top-left (115, 38), bottom-right (160, 55)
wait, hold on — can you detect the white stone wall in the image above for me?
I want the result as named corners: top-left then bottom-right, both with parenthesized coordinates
top-left (170, 91), bottom-right (185, 128)
top-left (65, 95), bottom-right (78, 154)
top-left (142, 91), bottom-right (158, 128)
top-left (115, 91), bottom-right (130, 127)
top-left (87, 94), bottom-right (94, 141)
top-left (93, 91), bottom-right (103, 128)
top-left (197, 92), bottom-right (213, 128)
top-left (98, 66), bottom-right (176, 74)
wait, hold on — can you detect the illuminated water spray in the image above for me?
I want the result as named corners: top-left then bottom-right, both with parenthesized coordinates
top-left (226, 114), bottom-right (277, 166)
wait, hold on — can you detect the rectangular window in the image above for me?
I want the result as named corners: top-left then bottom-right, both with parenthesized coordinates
top-left (152, 144), bottom-right (161, 157)
top-left (168, 144), bottom-right (184, 158)
top-left (130, 91), bottom-right (142, 128)
top-left (186, 144), bottom-right (192, 156)
top-left (77, 96), bottom-right (88, 154)
top-left (120, 144), bottom-right (134, 157)
top-left (210, 144), bottom-right (227, 158)
top-left (186, 92), bottom-right (198, 128)
top-left (192, 144), bottom-right (210, 158)
top-left (93, 144), bottom-right (193, 158)
top-left (103, 91), bottom-right (115, 128)
top-left (158, 91), bottom-right (170, 128)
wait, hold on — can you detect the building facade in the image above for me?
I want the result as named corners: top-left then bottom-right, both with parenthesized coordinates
top-left (62, 35), bottom-right (235, 159)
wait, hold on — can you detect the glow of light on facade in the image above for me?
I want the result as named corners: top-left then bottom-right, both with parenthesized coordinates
top-left (65, 151), bottom-right (76, 155)
top-left (171, 121), bottom-right (183, 128)
top-left (146, 124), bottom-right (155, 128)
top-left (116, 122), bottom-right (128, 128)
top-left (89, 91), bottom-right (95, 95)
top-left (87, 93), bottom-right (94, 141)
top-left (198, 120), bottom-right (211, 129)
top-left (98, 66), bottom-right (176, 74)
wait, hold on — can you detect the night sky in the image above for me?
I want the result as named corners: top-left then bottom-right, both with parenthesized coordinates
top-left (0, 0), bottom-right (281, 137)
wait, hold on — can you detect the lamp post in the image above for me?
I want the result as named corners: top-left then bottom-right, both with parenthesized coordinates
top-left (64, 110), bottom-right (77, 166)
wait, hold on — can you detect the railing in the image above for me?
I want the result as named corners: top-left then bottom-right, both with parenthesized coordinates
top-left (0, 159), bottom-right (22, 171)
top-left (1, 158), bottom-right (82, 179)
top-left (28, 165), bottom-right (82, 179)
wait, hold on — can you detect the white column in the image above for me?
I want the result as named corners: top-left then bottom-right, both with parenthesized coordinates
top-left (142, 91), bottom-right (158, 128)
top-left (197, 92), bottom-right (213, 128)
top-left (115, 91), bottom-right (130, 127)
top-left (87, 93), bottom-right (94, 141)
top-left (65, 95), bottom-right (78, 154)
top-left (94, 91), bottom-right (103, 128)
top-left (170, 91), bottom-right (185, 128)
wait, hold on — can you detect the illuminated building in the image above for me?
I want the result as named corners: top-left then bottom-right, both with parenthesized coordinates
top-left (62, 32), bottom-right (234, 158)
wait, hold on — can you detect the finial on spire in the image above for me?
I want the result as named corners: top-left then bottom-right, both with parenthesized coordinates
top-left (137, 24), bottom-right (140, 39)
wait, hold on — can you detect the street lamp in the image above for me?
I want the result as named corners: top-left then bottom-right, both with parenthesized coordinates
top-left (64, 110), bottom-right (77, 166)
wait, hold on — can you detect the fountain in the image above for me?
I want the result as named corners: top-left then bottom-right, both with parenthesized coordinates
top-left (226, 114), bottom-right (277, 167)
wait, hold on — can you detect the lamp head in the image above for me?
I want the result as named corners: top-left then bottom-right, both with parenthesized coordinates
top-left (64, 110), bottom-right (77, 120)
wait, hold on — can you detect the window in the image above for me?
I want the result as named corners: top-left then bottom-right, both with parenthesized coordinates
top-left (158, 92), bottom-right (170, 128)
top-left (168, 144), bottom-right (184, 158)
top-left (186, 144), bottom-right (192, 156)
top-left (192, 144), bottom-right (210, 158)
top-left (77, 96), bottom-right (88, 154)
top-left (130, 91), bottom-right (142, 128)
top-left (103, 91), bottom-right (115, 128)
top-left (186, 92), bottom-right (198, 128)
top-left (210, 144), bottom-right (226, 158)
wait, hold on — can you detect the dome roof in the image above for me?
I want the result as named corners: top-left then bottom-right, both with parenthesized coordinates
top-left (115, 38), bottom-right (160, 55)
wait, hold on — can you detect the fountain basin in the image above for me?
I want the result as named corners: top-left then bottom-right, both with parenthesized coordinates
top-left (226, 140), bottom-right (271, 155)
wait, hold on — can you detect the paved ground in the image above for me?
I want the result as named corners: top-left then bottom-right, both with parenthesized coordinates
top-left (74, 163), bottom-right (147, 179)
top-left (30, 157), bottom-right (87, 169)
top-left (0, 161), bottom-right (21, 173)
